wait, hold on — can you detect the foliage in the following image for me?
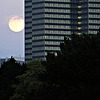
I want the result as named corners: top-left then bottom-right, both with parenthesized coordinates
top-left (0, 57), bottom-right (26, 100)
top-left (9, 60), bottom-right (46, 100)
top-left (45, 31), bottom-right (100, 99)
top-left (10, 29), bottom-right (100, 100)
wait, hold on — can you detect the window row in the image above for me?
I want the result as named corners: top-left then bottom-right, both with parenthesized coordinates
top-left (32, 52), bottom-right (44, 57)
top-left (32, 25), bottom-right (44, 30)
top-left (89, 20), bottom-right (100, 23)
top-left (45, 14), bottom-right (70, 18)
top-left (25, 13), bottom-right (32, 17)
top-left (45, 0), bottom-right (70, 2)
top-left (45, 3), bottom-right (70, 7)
top-left (25, 8), bottom-right (32, 12)
top-left (45, 41), bottom-right (60, 45)
top-left (32, 47), bottom-right (44, 51)
top-left (89, 25), bottom-right (100, 29)
top-left (26, 23), bottom-right (32, 27)
top-left (25, 50), bottom-right (32, 53)
top-left (32, 36), bottom-right (44, 40)
top-left (45, 30), bottom-right (71, 34)
top-left (32, 14), bottom-right (44, 19)
top-left (25, 34), bottom-right (32, 38)
top-left (25, 55), bottom-right (32, 59)
top-left (25, 2), bottom-right (32, 6)
top-left (32, 9), bottom-right (44, 13)
top-left (45, 47), bottom-right (60, 50)
top-left (32, 41), bottom-right (44, 46)
top-left (45, 8), bottom-right (71, 13)
top-left (25, 44), bottom-right (32, 48)
top-left (45, 19), bottom-right (71, 24)
top-left (45, 36), bottom-right (64, 40)
top-left (25, 29), bottom-right (32, 32)
top-left (25, 39), bottom-right (32, 43)
top-left (45, 25), bottom-right (71, 29)
top-left (89, 30), bottom-right (97, 34)
top-left (26, 18), bottom-right (32, 22)
top-left (89, 3), bottom-right (100, 7)
top-left (32, 4), bottom-right (44, 8)
top-left (89, 0), bottom-right (100, 2)
top-left (32, 35), bottom-right (64, 40)
top-left (89, 14), bottom-right (100, 18)
top-left (33, 19), bottom-right (44, 24)
top-left (89, 9), bottom-right (100, 13)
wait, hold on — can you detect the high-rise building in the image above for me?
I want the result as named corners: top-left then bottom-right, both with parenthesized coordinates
top-left (25, 0), bottom-right (100, 61)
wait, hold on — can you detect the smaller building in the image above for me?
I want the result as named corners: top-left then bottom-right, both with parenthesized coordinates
top-left (0, 56), bottom-right (25, 67)
top-left (0, 58), bottom-right (6, 67)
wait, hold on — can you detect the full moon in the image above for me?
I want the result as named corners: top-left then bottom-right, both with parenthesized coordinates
top-left (9, 16), bottom-right (24, 32)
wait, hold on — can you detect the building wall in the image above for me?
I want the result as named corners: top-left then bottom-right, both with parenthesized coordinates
top-left (88, 0), bottom-right (100, 34)
top-left (0, 59), bottom-right (5, 67)
top-left (44, 0), bottom-right (71, 57)
top-left (25, 0), bottom-right (32, 61)
top-left (32, 0), bottom-right (45, 60)
top-left (71, 0), bottom-right (88, 34)
top-left (25, 0), bottom-right (100, 61)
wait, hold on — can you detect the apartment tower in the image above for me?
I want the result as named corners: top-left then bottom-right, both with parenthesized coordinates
top-left (25, 0), bottom-right (100, 61)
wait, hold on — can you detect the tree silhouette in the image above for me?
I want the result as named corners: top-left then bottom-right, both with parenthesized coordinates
top-left (45, 30), bottom-right (100, 99)
top-left (10, 29), bottom-right (100, 100)
top-left (0, 57), bottom-right (26, 100)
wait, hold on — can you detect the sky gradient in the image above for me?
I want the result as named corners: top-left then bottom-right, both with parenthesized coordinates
top-left (0, 0), bottom-right (24, 58)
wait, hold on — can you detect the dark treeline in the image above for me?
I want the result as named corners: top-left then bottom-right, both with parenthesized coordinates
top-left (0, 58), bottom-right (26, 100)
top-left (1, 29), bottom-right (100, 100)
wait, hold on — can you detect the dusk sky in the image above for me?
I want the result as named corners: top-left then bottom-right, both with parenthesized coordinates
top-left (0, 0), bottom-right (24, 58)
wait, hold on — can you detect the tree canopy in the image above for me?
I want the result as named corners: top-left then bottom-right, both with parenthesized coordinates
top-left (7, 29), bottom-right (100, 100)
top-left (9, 60), bottom-right (46, 100)
top-left (0, 57), bottom-right (26, 100)
top-left (45, 32), bottom-right (100, 99)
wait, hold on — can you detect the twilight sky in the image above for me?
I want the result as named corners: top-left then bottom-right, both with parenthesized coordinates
top-left (0, 0), bottom-right (24, 58)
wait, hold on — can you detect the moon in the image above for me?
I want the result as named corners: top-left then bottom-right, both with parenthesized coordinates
top-left (9, 16), bottom-right (24, 32)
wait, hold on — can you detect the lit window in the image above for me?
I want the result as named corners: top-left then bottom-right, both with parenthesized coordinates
top-left (78, 11), bottom-right (81, 13)
top-left (78, 27), bottom-right (81, 30)
top-left (78, 6), bottom-right (81, 8)
top-left (78, 16), bottom-right (81, 19)
top-left (78, 33), bottom-right (82, 35)
top-left (78, 22), bottom-right (81, 24)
